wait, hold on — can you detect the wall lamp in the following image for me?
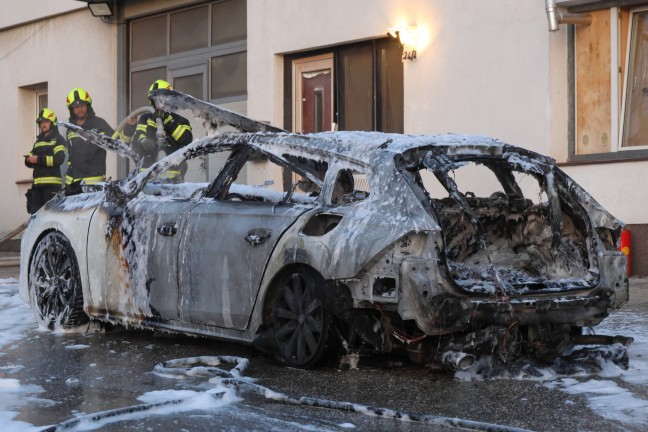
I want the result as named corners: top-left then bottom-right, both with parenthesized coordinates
top-left (387, 25), bottom-right (418, 61)
top-left (88, 1), bottom-right (113, 18)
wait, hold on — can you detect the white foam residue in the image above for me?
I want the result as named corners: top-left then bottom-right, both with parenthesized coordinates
top-left (0, 377), bottom-right (49, 432)
top-left (0, 281), bottom-right (36, 352)
top-left (137, 385), bottom-right (240, 409)
top-left (596, 311), bottom-right (648, 385)
top-left (0, 378), bottom-right (22, 391)
top-left (0, 411), bottom-right (41, 432)
top-left (557, 378), bottom-right (648, 425)
top-left (65, 344), bottom-right (91, 350)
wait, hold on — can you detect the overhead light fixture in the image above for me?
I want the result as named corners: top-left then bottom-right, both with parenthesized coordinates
top-left (88, 1), bottom-right (113, 18)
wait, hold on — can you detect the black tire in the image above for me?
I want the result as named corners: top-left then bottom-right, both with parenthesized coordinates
top-left (271, 270), bottom-right (331, 369)
top-left (29, 232), bottom-right (88, 330)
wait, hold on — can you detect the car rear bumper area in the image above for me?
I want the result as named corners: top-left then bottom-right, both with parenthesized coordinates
top-left (468, 295), bottom-right (612, 328)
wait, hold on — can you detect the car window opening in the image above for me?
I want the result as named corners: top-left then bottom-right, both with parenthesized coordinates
top-left (221, 150), bottom-right (323, 204)
top-left (332, 168), bottom-right (370, 205)
top-left (418, 156), bottom-right (592, 294)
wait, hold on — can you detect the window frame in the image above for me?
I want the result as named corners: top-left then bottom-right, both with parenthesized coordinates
top-left (619, 5), bottom-right (648, 152)
top-left (129, 0), bottom-right (247, 111)
top-left (35, 88), bottom-right (48, 135)
top-left (284, 38), bottom-right (403, 134)
top-left (566, 4), bottom-right (648, 164)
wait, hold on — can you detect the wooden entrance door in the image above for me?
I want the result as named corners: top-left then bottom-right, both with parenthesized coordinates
top-left (293, 54), bottom-right (334, 133)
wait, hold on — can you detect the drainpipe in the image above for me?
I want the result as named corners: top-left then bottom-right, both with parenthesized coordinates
top-left (545, 0), bottom-right (592, 32)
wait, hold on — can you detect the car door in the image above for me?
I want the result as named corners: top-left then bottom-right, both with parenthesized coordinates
top-left (122, 198), bottom-right (197, 321)
top-left (178, 199), bottom-right (309, 329)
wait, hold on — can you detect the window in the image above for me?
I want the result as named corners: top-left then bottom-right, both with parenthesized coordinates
top-left (573, 9), bottom-right (616, 156)
top-left (131, 15), bottom-right (167, 62)
top-left (17, 83), bottom-right (48, 184)
top-left (288, 38), bottom-right (403, 134)
top-left (568, 4), bottom-right (648, 159)
top-left (36, 88), bottom-right (48, 134)
top-left (208, 149), bottom-right (326, 205)
top-left (210, 52), bottom-right (247, 100)
top-left (128, 0), bottom-right (247, 181)
top-left (331, 168), bottom-right (370, 205)
top-left (170, 6), bottom-right (208, 54)
top-left (338, 40), bottom-right (404, 132)
top-left (621, 8), bottom-right (648, 149)
top-left (212, 0), bottom-right (247, 45)
top-left (129, 0), bottom-right (247, 112)
top-left (131, 67), bottom-right (166, 110)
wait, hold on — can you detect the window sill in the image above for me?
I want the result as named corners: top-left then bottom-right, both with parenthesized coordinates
top-left (562, 149), bottom-right (648, 166)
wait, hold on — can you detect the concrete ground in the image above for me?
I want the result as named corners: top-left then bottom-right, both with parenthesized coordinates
top-left (2, 256), bottom-right (647, 431)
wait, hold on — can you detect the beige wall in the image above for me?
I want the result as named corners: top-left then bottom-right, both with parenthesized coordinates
top-left (248, 0), bottom-right (555, 154)
top-left (562, 162), bottom-right (647, 225)
top-left (0, 0), bottom-right (643, 239)
top-left (246, 0), bottom-right (641, 229)
top-left (0, 0), bottom-right (81, 30)
top-left (0, 8), bottom-right (117, 236)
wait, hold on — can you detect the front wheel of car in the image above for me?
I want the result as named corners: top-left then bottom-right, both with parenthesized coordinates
top-left (271, 270), bottom-right (331, 369)
top-left (29, 231), bottom-right (88, 330)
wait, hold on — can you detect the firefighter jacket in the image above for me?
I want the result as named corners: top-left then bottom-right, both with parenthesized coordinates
top-left (25, 129), bottom-right (67, 187)
top-left (131, 111), bottom-right (193, 180)
top-left (66, 108), bottom-right (133, 185)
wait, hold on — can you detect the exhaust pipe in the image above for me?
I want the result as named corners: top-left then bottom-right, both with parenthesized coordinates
top-left (545, 0), bottom-right (592, 32)
top-left (572, 334), bottom-right (634, 346)
top-left (441, 351), bottom-right (475, 371)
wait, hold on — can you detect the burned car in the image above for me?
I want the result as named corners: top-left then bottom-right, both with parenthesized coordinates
top-left (20, 90), bottom-right (629, 369)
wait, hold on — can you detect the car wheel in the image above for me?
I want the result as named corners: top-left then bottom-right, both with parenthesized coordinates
top-left (29, 232), bottom-right (88, 330)
top-left (271, 270), bottom-right (330, 369)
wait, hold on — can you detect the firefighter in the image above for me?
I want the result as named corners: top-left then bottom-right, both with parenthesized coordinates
top-left (65, 87), bottom-right (135, 185)
top-left (24, 108), bottom-right (67, 214)
top-left (131, 79), bottom-right (193, 182)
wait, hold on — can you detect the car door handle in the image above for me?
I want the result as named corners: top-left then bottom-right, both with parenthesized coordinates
top-left (157, 223), bottom-right (178, 237)
top-left (245, 228), bottom-right (272, 246)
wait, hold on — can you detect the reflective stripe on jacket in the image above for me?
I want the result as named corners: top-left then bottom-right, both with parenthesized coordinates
top-left (65, 174), bottom-right (105, 185)
top-left (25, 130), bottom-right (66, 187)
top-left (131, 112), bottom-right (193, 168)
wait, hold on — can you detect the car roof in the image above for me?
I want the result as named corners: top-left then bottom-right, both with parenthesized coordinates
top-left (240, 130), bottom-right (545, 169)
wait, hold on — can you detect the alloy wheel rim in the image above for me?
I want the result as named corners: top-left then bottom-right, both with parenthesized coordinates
top-left (274, 273), bottom-right (325, 365)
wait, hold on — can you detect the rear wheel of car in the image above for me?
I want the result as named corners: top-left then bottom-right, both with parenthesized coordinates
top-left (271, 270), bottom-right (331, 369)
top-left (29, 232), bottom-right (88, 330)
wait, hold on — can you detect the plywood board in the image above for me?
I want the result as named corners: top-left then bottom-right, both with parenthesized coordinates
top-left (576, 10), bottom-right (612, 155)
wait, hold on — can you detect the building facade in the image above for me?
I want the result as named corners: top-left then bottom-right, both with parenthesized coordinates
top-left (1, 0), bottom-right (647, 272)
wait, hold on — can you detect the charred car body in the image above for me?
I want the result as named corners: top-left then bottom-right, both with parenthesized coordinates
top-left (20, 90), bottom-right (629, 369)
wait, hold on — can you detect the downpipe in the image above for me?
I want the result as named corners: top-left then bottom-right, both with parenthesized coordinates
top-left (545, 0), bottom-right (592, 32)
